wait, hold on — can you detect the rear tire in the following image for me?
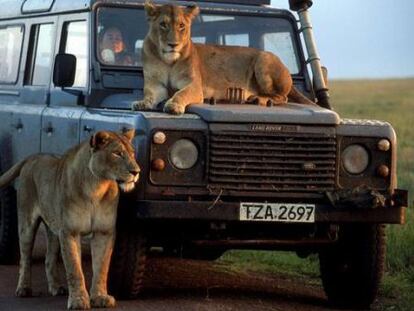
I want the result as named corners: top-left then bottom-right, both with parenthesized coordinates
top-left (108, 228), bottom-right (147, 299)
top-left (0, 186), bottom-right (19, 265)
top-left (319, 224), bottom-right (385, 309)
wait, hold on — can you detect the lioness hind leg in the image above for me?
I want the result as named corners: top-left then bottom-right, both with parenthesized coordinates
top-left (90, 232), bottom-right (116, 308)
top-left (253, 51), bottom-right (292, 104)
top-left (246, 95), bottom-right (270, 106)
top-left (246, 95), bottom-right (286, 107)
top-left (15, 214), bottom-right (41, 297)
top-left (266, 94), bottom-right (289, 106)
top-left (45, 226), bottom-right (67, 296)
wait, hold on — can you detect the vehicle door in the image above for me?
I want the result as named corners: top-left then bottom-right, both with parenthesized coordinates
top-left (41, 14), bottom-right (89, 154)
top-left (80, 6), bottom-right (142, 140)
top-left (0, 17), bottom-right (56, 167)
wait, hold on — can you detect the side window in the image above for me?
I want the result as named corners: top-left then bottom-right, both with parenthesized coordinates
top-left (192, 36), bottom-right (206, 44)
top-left (134, 39), bottom-right (144, 67)
top-left (263, 32), bottom-right (299, 75)
top-left (0, 25), bottom-right (24, 84)
top-left (221, 33), bottom-right (249, 47)
top-left (62, 21), bottom-right (87, 88)
top-left (25, 23), bottom-right (54, 86)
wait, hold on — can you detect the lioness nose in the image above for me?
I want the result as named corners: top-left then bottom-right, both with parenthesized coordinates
top-left (168, 43), bottom-right (179, 48)
top-left (130, 169), bottom-right (140, 176)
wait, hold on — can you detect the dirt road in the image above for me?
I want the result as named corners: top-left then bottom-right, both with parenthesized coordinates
top-left (0, 232), bottom-right (359, 311)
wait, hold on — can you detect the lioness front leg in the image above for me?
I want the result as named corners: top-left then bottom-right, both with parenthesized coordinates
top-left (90, 232), bottom-right (116, 308)
top-left (59, 231), bottom-right (90, 310)
top-left (132, 82), bottom-right (168, 111)
top-left (164, 83), bottom-right (203, 115)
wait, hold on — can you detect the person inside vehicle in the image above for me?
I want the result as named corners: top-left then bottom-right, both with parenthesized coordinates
top-left (99, 26), bottom-right (134, 66)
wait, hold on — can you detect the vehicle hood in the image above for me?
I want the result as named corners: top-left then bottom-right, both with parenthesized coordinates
top-left (186, 103), bottom-right (340, 125)
top-left (99, 94), bottom-right (339, 125)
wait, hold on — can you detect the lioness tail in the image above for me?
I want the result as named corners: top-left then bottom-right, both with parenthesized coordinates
top-left (288, 86), bottom-right (317, 106)
top-left (0, 159), bottom-right (27, 188)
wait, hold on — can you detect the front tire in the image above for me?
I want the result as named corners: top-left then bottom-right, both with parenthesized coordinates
top-left (319, 224), bottom-right (385, 309)
top-left (108, 228), bottom-right (147, 299)
top-left (0, 186), bottom-right (19, 264)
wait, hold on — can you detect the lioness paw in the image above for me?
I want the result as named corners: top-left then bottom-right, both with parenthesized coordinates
top-left (131, 99), bottom-right (153, 111)
top-left (49, 285), bottom-right (68, 296)
top-left (164, 99), bottom-right (185, 115)
top-left (90, 294), bottom-right (116, 308)
top-left (246, 95), bottom-right (268, 106)
top-left (15, 287), bottom-right (32, 297)
top-left (68, 294), bottom-right (90, 310)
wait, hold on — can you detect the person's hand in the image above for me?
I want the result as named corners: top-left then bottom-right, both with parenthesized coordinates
top-left (101, 49), bottom-right (115, 64)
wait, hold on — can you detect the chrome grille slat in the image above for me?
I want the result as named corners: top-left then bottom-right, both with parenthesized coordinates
top-left (210, 176), bottom-right (334, 184)
top-left (211, 184), bottom-right (335, 192)
top-left (210, 164), bottom-right (335, 171)
top-left (210, 143), bottom-right (335, 152)
top-left (210, 156), bottom-right (336, 165)
top-left (209, 129), bottom-right (336, 194)
top-left (211, 150), bottom-right (336, 158)
top-left (211, 137), bottom-right (335, 146)
top-left (210, 170), bottom-right (335, 178)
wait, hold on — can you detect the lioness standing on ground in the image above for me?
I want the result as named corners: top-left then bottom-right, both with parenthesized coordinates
top-left (132, 1), bottom-right (315, 115)
top-left (0, 130), bottom-right (140, 310)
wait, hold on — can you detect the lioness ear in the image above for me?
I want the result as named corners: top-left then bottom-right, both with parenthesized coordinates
top-left (122, 129), bottom-right (135, 142)
top-left (185, 4), bottom-right (200, 20)
top-left (90, 131), bottom-right (111, 150)
top-left (145, 0), bottom-right (160, 19)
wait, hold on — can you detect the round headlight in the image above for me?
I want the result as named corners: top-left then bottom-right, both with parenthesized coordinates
top-left (342, 144), bottom-right (370, 174)
top-left (169, 139), bottom-right (198, 169)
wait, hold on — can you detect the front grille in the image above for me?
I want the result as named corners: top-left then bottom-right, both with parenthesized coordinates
top-left (209, 129), bottom-right (336, 194)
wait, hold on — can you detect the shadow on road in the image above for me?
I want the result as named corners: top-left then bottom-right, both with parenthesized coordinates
top-left (0, 229), bottom-right (348, 311)
top-left (141, 256), bottom-right (333, 311)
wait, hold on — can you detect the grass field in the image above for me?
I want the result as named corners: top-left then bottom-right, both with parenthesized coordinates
top-left (220, 79), bottom-right (414, 309)
top-left (333, 79), bottom-right (414, 309)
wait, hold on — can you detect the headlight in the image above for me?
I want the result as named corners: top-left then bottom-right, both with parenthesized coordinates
top-left (342, 144), bottom-right (370, 174)
top-left (169, 139), bottom-right (198, 169)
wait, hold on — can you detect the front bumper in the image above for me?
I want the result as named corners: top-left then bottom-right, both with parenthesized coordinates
top-left (126, 189), bottom-right (407, 224)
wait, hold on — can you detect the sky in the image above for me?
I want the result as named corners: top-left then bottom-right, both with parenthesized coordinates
top-left (270, 0), bottom-right (414, 79)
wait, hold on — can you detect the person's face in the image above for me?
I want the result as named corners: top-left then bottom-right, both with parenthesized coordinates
top-left (102, 28), bottom-right (124, 53)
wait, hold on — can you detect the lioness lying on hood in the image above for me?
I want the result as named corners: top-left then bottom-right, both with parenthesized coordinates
top-left (132, 1), bottom-right (315, 115)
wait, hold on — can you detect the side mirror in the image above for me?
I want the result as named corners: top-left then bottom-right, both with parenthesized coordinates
top-left (321, 66), bottom-right (329, 87)
top-left (53, 54), bottom-right (76, 88)
top-left (289, 0), bottom-right (313, 11)
top-left (313, 66), bottom-right (329, 89)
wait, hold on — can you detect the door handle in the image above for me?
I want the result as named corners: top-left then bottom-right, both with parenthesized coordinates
top-left (44, 124), bottom-right (54, 136)
top-left (83, 125), bottom-right (94, 133)
top-left (12, 120), bottom-right (23, 133)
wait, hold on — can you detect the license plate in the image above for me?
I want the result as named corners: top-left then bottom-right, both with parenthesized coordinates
top-left (240, 203), bottom-right (315, 223)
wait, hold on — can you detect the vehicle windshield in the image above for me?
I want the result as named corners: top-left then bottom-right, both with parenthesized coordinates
top-left (96, 7), bottom-right (300, 74)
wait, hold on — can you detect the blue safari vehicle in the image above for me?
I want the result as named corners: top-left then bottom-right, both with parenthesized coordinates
top-left (0, 0), bottom-right (407, 308)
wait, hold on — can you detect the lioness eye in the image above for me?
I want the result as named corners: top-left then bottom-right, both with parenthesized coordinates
top-left (112, 151), bottom-right (122, 158)
top-left (179, 23), bottom-right (185, 29)
top-left (160, 21), bottom-right (167, 29)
